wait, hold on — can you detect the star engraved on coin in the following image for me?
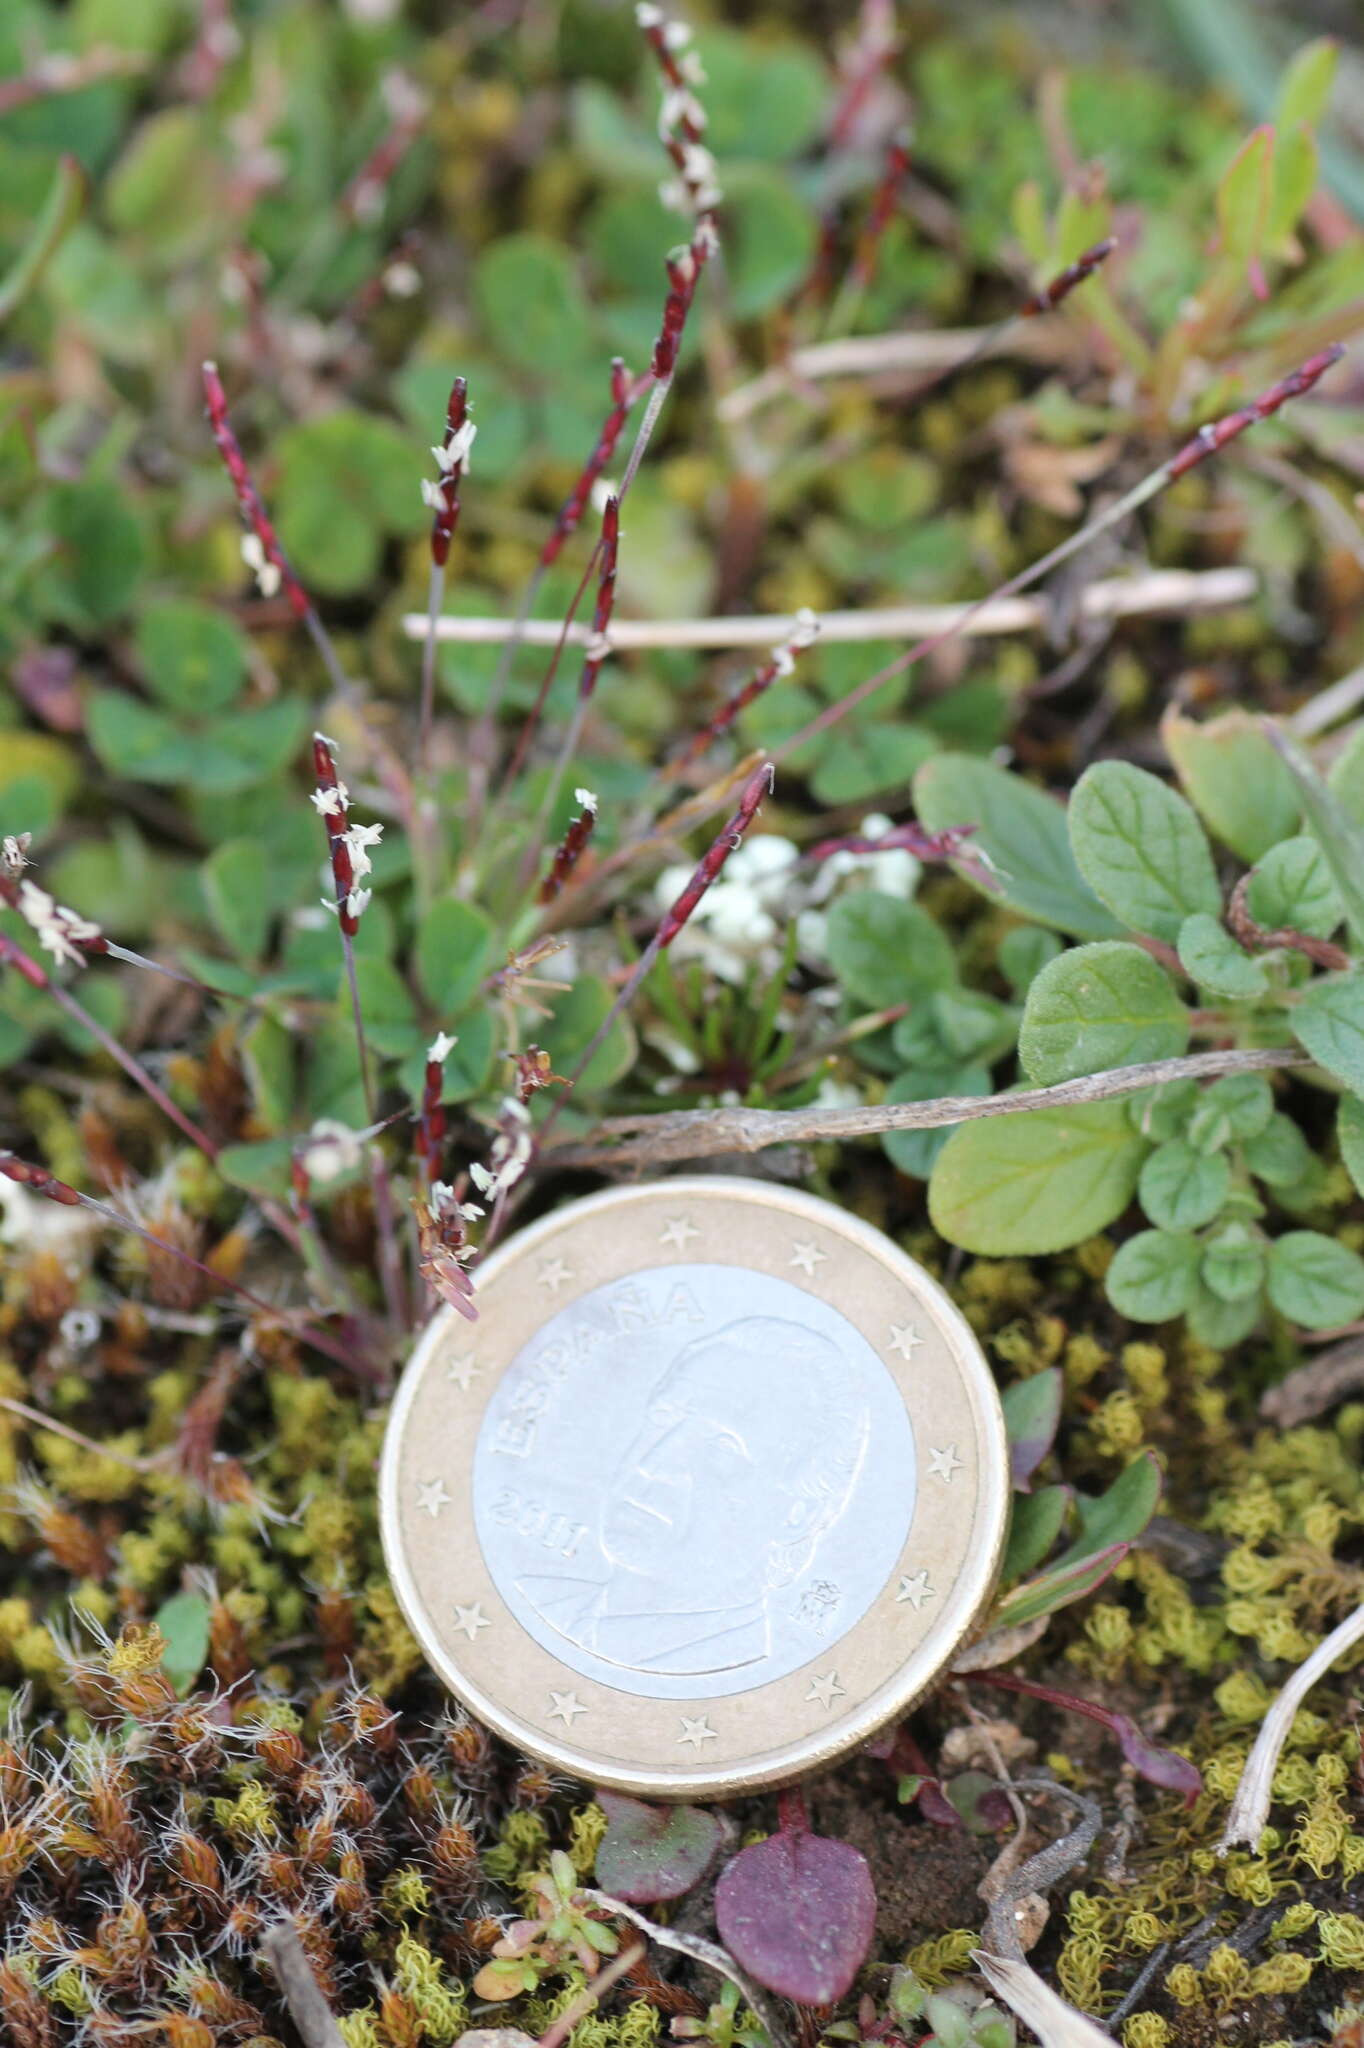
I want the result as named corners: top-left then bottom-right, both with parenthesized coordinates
top-left (452, 1601), bottom-right (491, 1641)
top-left (806, 1669), bottom-right (845, 1709)
top-left (380, 1174), bottom-right (1010, 1798)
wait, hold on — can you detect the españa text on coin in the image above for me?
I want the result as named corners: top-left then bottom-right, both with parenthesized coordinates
top-left (379, 1177), bottom-right (1009, 1797)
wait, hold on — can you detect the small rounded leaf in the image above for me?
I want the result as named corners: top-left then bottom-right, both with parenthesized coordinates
top-left (1201, 1225), bottom-right (1265, 1304)
top-left (1176, 913), bottom-right (1269, 1001)
top-left (1106, 1229), bottom-right (1200, 1322)
top-left (1019, 941), bottom-right (1189, 1085)
top-left (1138, 1139), bottom-right (1230, 1231)
top-left (594, 1793), bottom-right (723, 1904)
top-left (1267, 1230), bottom-right (1364, 1329)
top-left (715, 1829), bottom-right (876, 2005)
top-left (1245, 835), bottom-right (1344, 939)
top-left (1068, 761), bottom-right (1221, 943)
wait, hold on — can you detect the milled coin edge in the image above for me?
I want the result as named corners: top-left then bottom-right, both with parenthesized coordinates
top-left (379, 1175), bottom-right (1009, 1798)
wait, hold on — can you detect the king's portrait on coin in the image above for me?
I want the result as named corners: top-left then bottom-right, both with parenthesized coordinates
top-left (514, 1317), bottom-right (870, 1677)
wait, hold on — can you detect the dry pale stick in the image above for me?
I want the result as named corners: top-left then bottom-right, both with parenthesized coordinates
top-left (1218, 1598), bottom-right (1364, 1853)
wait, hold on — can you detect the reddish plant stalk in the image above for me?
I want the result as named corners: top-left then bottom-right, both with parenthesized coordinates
top-left (827, 0), bottom-right (898, 149)
top-left (470, 360), bottom-right (641, 819)
top-left (780, 343), bottom-right (1344, 760)
top-left (538, 791), bottom-right (599, 904)
top-left (339, 82), bottom-right (426, 227)
top-left (1020, 235), bottom-right (1117, 316)
top-left (536, 763), bottom-right (775, 1154)
top-left (201, 362), bottom-right (353, 704)
top-left (418, 376), bottom-right (470, 759)
top-left (672, 610), bottom-right (820, 768)
top-left (518, 497), bottom-right (620, 885)
top-left (413, 1049), bottom-right (449, 1189)
top-left (311, 735), bottom-right (407, 1329)
top-left (846, 131), bottom-right (911, 297)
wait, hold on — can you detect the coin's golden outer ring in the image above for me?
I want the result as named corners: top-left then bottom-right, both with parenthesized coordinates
top-left (380, 1176), bottom-right (1009, 1798)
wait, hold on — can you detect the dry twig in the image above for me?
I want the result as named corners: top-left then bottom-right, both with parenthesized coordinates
top-left (546, 1047), bottom-right (1309, 1173)
top-left (403, 566), bottom-right (1256, 654)
top-left (1219, 1598), bottom-right (1364, 1853)
top-left (258, 1920), bottom-right (347, 2048)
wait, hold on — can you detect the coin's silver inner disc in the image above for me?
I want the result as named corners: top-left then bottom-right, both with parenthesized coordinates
top-left (474, 1262), bottom-right (916, 1700)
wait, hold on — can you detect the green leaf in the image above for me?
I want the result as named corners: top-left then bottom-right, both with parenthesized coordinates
top-left (881, 1065), bottom-right (991, 1180)
top-left (998, 924), bottom-right (1062, 994)
top-left (1340, 1095), bottom-right (1364, 1199)
top-left (153, 1590), bottom-right (210, 1697)
top-left (1176, 914), bottom-right (1269, 1001)
top-left (1138, 1139), bottom-right (1230, 1230)
top-left (203, 838), bottom-right (270, 962)
top-left (1265, 725), bottom-right (1364, 946)
top-left (415, 899), bottom-right (494, 1016)
top-left (929, 989), bottom-right (1016, 1064)
top-left (0, 151), bottom-right (84, 323)
top-left (1215, 125), bottom-right (1272, 266)
top-left (1127, 1078), bottom-right (1200, 1142)
top-left (990, 1541), bottom-right (1129, 1631)
top-left (693, 28), bottom-right (827, 160)
top-left (1293, 970), bottom-right (1364, 1094)
top-left (1188, 1282), bottom-right (1261, 1350)
top-left (197, 701), bottom-right (308, 794)
top-left (723, 167), bottom-right (819, 319)
top-left (472, 233), bottom-right (594, 374)
top-left (928, 1100), bottom-right (1147, 1255)
top-left (1245, 835), bottom-right (1343, 939)
top-left (1276, 38), bottom-right (1338, 133)
top-left (1106, 1228), bottom-right (1201, 1321)
top-left (1201, 1224), bottom-right (1265, 1304)
top-left (1243, 1112), bottom-right (1313, 1188)
top-left (275, 410), bottom-right (427, 596)
top-left (46, 482), bottom-right (145, 628)
top-left (809, 722), bottom-right (937, 807)
top-left (1198, 1072), bottom-right (1275, 1141)
top-left (825, 892), bottom-right (957, 1009)
top-left (1068, 761), bottom-right (1221, 943)
top-left (135, 599), bottom-right (247, 714)
top-left (1062, 1449), bottom-right (1162, 1565)
top-left (240, 1012), bottom-right (295, 1134)
top-left (88, 691), bottom-right (196, 783)
top-left (1019, 941), bottom-right (1189, 1084)
top-left (913, 755), bottom-right (1119, 939)
top-left (1161, 708), bottom-right (1300, 863)
top-left (217, 1138), bottom-right (293, 1200)
top-left (541, 975), bottom-right (636, 1094)
top-left (1001, 1484), bottom-right (1070, 1583)
top-left (1000, 1367), bottom-right (1062, 1487)
top-left (349, 958), bottom-right (419, 1060)
top-left (1267, 1230), bottom-right (1364, 1329)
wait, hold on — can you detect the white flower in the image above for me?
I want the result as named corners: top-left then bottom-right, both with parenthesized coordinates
top-left (574, 788), bottom-right (599, 814)
top-left (2, 834), bottom-right (31, 876)
top-left (589, 476), bottom-right (618, 514)
top-left (342, 820), bottom-right (383, 879)
top-left (663, 18), bottom-right (692, 48)
top-left (420, 477), bottom-right (446, 511)
top-left (346, 887), bottom-right (371, 920)
top-left (469, 1161), bottom-right (497, 1198)
top-left (310, 784), bottom-right (349, 817)
top-left (428, 1031), bottom-right (458, 1064)
top-left (429, 1179), bottom-right (455, 1216)
top-left (240, 531), bottom-right (281, 598)
top-left (383, 259), bottom-right (421, 297)
top-left (432, 420), bottom-right (476, 473)
top-left (16, 881), bottom-right (99, 967)
top-left (583, 630), bottom-right (612, 663)
top-left (660, 88), bottom-right (706, 136)
top-left (302, 1118), bottom-right (364, 1182)
top-left (635, 2), bottom-right (664, 24)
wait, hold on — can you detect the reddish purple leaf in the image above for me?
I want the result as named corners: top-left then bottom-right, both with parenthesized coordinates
top-left (943, 1770), bottom-right (1014, 1835)
top-left (715, 1828), bottom-right (877, 2005)
top-left (1111, 1713), bottom-right (1203, 1805)
top-left (594, 1790), bottom-right (723, 1903)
